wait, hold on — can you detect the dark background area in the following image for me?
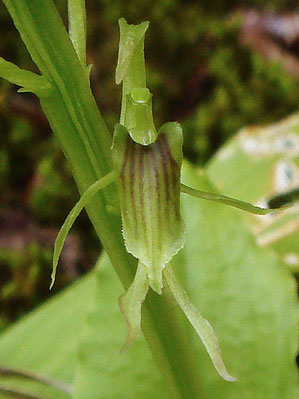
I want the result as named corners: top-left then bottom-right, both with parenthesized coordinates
top-left (0, 0), bottom-right (298, 331)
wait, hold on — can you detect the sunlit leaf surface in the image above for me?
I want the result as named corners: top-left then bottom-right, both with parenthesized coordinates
top-left (178, 162), bottom-right (297, 399)
top-left (207, 114), bottom-right (299, 268)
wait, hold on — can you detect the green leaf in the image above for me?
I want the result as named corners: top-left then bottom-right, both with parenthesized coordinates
top-left (0, 57), bottom-right (53, 96)
top-left (73, 256), bottom-right (169, 399)
top-left (0, 257), bottom-right (182, 399)
top-left (207, 114), bottom-right (299, 199)
top-left (207, 114), bottom-right (299, 267)
top-left (0, 273), bottom-right (95, 399)
top-left (177, 162), bottom-right (298, 398)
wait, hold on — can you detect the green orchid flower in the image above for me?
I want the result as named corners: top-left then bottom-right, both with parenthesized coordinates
top-left (51, 18), bottom-right (288, 382)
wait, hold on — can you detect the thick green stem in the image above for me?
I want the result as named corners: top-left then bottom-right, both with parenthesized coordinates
top-left (1, 1), bottom-right (202, 397)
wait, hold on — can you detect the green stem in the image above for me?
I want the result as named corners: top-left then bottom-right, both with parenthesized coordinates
top-left (2, 1), bottom-right (202, 397)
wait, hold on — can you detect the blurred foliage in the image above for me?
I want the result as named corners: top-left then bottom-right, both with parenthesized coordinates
top-left (208, 113), bottom-right (299, 269)
top-left (0, 0), bottom-right (298, 330)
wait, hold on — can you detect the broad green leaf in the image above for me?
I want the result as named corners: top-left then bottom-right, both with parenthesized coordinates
top-left (207, 114), bottom-right (299, 267)
top-left (0, 259), bottom-right (168, 399)
top-left (177, 162), bottom-right (298, 399)
top-left (207, 114), bottom-right (299, 199)
top-left (0, 273), bottom-right (95, 399)
top-left (73, 256), bottom-right (169, 399)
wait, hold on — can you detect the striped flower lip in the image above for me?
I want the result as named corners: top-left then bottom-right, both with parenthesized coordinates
top-left (112, 122), bottom-right (185, 294)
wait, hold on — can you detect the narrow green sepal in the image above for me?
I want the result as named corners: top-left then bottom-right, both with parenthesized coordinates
top-left (50, 171), bottom-right (117, 289)
top-left (181, 183), bottom-right (291, 215)
top-left (119, 261), bottom-right (149, 352)
top-left (115, 18), bottom-right (149, 85)
top-left (112, 122), bottom-right (185, 294)
top-left (0, 58), bottom-right (53, 97)
top-left (164, 263), bottom-right (236, 382)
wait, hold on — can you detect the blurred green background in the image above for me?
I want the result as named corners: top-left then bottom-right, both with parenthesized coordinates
top-left (0, 0), bottom-right (298, 332)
